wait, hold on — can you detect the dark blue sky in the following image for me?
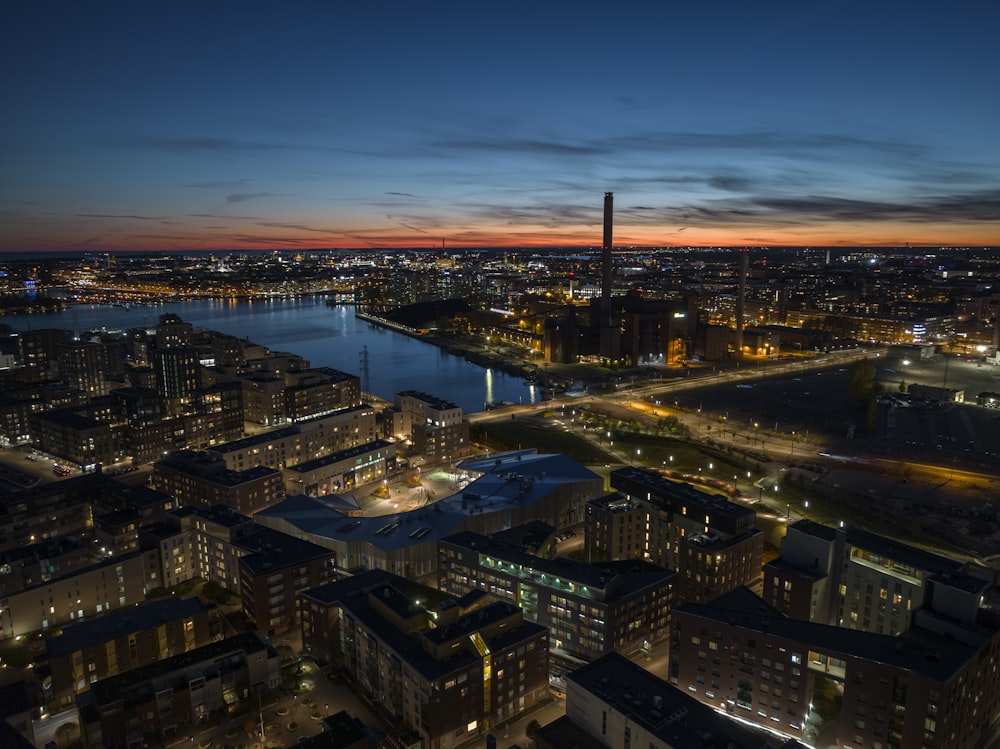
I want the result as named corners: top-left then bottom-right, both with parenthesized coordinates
top-left (3, 1), bottom-right (999, 250)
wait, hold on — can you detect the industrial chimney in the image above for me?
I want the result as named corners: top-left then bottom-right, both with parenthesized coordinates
top-left (600, 193), bottom-right (617, 360)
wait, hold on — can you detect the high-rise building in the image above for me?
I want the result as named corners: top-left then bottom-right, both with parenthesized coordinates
top-left (609, 467), bottom-right (763, 603)
top-left (536, 651), bottom-right (808, 749)
top-left (763, 519), bottom-right (987, 636)
top-left (56, 341), bottom-right (111, 398)
top-left (438, 529), bottom-right (675, 663)
top-left (299, 570), bottom-right (549, 748)
top-left (151, 346), bottom-right (201, 407)
top-left (669, 587), bottom-right (1000, 749)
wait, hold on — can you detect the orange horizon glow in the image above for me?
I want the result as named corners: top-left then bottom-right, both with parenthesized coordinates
top-left (4, 222), bottom-right (998, 253)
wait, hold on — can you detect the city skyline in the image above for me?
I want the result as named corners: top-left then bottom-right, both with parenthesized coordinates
top-left (3, 1), bottom-right (999, 252)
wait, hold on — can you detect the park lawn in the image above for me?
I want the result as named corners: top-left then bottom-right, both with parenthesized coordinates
top-left (472, 422), bottom-right (612, 465)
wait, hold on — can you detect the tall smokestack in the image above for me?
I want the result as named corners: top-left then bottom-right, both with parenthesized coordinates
top-left (736, 248), bottom-right (749, 357)
top-left (602, 192), bottom-right (613, 310)
top-left (600, 192), bottom-right (616, 360)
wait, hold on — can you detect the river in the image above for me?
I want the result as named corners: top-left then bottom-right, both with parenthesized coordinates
top-left (2, 297), bottom-right (539, 413)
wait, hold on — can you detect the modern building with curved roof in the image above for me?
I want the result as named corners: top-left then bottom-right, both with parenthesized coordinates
top-left (254, 450), bottom-right (603, 577)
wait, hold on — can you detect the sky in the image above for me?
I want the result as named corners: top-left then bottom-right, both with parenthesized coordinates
top-left (2, 1), bottom-right (999, 252)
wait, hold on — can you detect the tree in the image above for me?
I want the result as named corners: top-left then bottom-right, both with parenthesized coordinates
top-left (525, 719), bottom-right (541, 738)
top-left (848, 358), bottom-right (878, 404)
top-left (54, 721), bottom-right (80, 749)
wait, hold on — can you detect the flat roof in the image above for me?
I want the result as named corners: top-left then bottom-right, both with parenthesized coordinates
top-left (339, 592), bottom-right (544, 683)
top-left (678, 588), bottom-right (981, 682)
top-left (567, 652), bottom-right (806, 749)
top-left (258, 450), bottom-right (602, 552)
top-left (396, 390), bottom-right (460, 411)
top-left (46, 596), bottom-right (211, 658)
top-left (791, 519), bottom-right (965, 575)
top-left (611, 467), bottom-right (754, 521)
top-left (85, 631), bottom-right (273, 706)
top-left (286, 439), bottom-right (393, 474)
top-left (237, 527), bottom-right (334, 575)
top-left (171, 503), bottom-right (249, 528)
top-left (441, 530), bottom-right (675, 597)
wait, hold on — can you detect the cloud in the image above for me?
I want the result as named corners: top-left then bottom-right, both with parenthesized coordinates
top-left (667, 189), bottom-right (1000, 227)
top-left (429, 136), bottom-right (608, 157)
top-left (112, 134), bottom-right (370, 158)
top-left (183, 178), bottom-right (253, 188)
top-left (73, 213), bottom-right (165, 221)
top-left (256, 221), bottom-right (329, 234)
top-left (385, 191), bottom-right (421, 198)
top-left (707, 175), bottom-right (754, 192)
top-left (225, 193), bottom-right (276, 204)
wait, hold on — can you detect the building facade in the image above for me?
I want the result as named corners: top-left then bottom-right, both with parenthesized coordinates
top-left (762, 519), bottom-right (975, 636)
top-left (299, 570), bottom-right (549, 749)
top-left (438, 530), bottom-right (675, 662)
top-left (610, 467), bottom-right (763, 603)
top-left (44, 596), bottom-right (216, 707)
top-left (670, 588), bottom-right (1000, 749)
top-left (77, 632), bottom-right (281, 749)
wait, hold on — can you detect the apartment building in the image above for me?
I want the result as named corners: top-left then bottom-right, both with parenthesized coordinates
top-left (393, 390), bottom-right (471, 465)
top-left (207, 404), bottom-right (377, 471)
top-left (535, 651), bottom-right (807, 749)
top-left (0, 549), bottom-right (161, 639)
top-left (299, 570), bottom-right (548, 749)
top-left (670, 587), bottom-right (1000, 749)
top-left (44, 596), bottom-right (216, 707)
top-left (77, 632), bottom-right (280, 749)
top-left (153, 449), bottom-right (285, 515)
top-left (438, 529), bottom-right (675, 662)
top-left (282, 438), bottom-right (395, 496)
top-left (610, 467), bottom-right (763, 603)
top-left (763, 519), bottom-right (981, 636)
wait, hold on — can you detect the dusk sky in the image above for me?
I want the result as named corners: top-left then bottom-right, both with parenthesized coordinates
top-left (3, 1), bottom-right (999, 251)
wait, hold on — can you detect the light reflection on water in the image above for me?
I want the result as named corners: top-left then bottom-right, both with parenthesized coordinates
top-left (4, 298), bottom-right (536, 413)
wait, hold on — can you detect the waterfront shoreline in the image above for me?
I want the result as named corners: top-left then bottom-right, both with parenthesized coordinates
top-left (354, 308), bottom-right (542, 383)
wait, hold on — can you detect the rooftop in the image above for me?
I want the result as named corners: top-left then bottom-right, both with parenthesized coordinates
top-left (442, 530), bottom-right (676, 599)
top-left (566, 651), bottom-right (806, 749)
top-left (611, 467), bottom-right (754, 521)
top-left (46, 597), bottom-right (211, 658)
top-left (258, 450), bottom-right (602, 552)
top-left (396, 389), bottom-right (461, 411)
top-left (338, 585), bottom-right (544, 682)
top-left (237, 526), bottom-right (334, 575)
top-left (791, 519), bottom-right (965, 575)
top-left (678, 587), bottom-right (983, 682)
top-left (171, 503), bottom-right (249, 528)
top-left (84, 631), bottom-right (273, 707)
top-left (286, 439), bottom-right (393, 474)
